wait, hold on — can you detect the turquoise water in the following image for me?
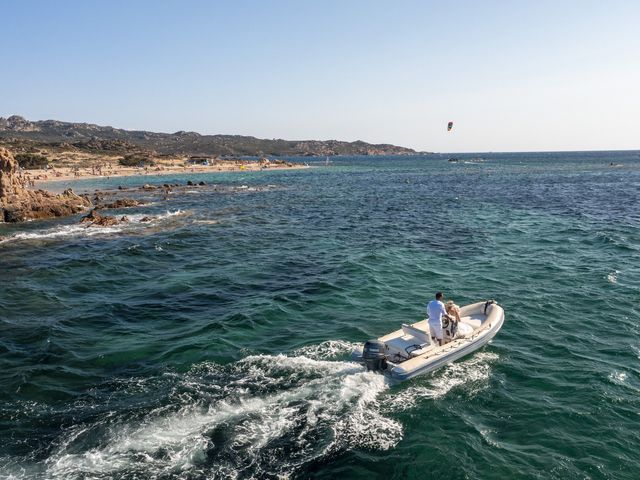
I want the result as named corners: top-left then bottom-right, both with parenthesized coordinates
top-left (1, 152), bottom-right (639, 479)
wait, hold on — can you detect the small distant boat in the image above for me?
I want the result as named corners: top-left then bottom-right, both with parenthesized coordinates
top-left (351, 301), bottom-right (504, 381)
top-left (462, 157), bottom-right (485, 164)
top-left (325, 156), bottom-right (332, 166)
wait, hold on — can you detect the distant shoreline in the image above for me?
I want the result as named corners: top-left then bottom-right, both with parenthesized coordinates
top-left (30, 162), bottom-right (310, 187)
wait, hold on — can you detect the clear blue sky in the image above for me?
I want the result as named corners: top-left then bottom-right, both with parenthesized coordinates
top-left (2, 0), bottom-right (639, 152)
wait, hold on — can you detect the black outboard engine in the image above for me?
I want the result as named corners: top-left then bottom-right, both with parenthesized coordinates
top-left (363, 339), bottom-right (388, 372)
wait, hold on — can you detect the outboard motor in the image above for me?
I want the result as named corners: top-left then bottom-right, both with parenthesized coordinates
top-left (362, 339), bottom-right (388, 372)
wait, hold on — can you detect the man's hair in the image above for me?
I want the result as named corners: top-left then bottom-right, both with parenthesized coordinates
top-left (435, 292), bottom-right (443, 300)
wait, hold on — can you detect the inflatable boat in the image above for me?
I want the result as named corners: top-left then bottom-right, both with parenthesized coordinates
top-left (351, 301), bottom-right (504, 381)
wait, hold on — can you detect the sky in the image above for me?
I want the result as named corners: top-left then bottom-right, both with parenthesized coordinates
top-left (1, 0), bottom-right (639, 152)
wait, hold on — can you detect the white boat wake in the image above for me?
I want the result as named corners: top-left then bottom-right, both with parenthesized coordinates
top-left (4, 341), bottom-right (498, 479)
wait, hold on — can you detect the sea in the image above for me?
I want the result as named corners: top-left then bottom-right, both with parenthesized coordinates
top-left (1, 151), bottom-right (639, 479)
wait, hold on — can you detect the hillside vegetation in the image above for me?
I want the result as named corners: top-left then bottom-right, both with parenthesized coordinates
top-left (0, 115), bottom-right (417, 158)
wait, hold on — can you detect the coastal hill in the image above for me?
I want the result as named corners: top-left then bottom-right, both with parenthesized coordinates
top-left (0, 115), bottom-right (416, 157)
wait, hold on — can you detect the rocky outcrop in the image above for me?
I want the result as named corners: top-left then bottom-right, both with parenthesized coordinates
top-left (98, 198), bottom-right (143, 209)
top-left (79, 209), bottom-right (154, 227)
top-left (79, 209), bottom-right (119, 227)
top-left (0, 147), bottom-right (91, 222)
top-left (0, 115), bottom-right (40, 132)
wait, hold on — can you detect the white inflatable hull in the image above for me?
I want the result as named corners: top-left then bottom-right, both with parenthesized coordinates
top-left (351, 301), bottom-right (504, 381)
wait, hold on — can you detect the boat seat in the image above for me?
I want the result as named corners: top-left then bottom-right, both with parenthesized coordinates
top-left (460, 316), bottom-right (483, 329)
top-left (401, 324), bottom-right (431, 344)
top-left (385, 335), bottom-right (429, 359)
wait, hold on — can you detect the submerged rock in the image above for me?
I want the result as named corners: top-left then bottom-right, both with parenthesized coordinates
top-left (99, 198), bottom-right (143, 209)
top-left (80, 209), bottom-right (119, 227)
top-left (0, 147), bottom-right (91, 223)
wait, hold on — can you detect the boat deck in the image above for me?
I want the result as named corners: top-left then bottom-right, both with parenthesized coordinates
top-left (379, 314), bottom-right (487, 361)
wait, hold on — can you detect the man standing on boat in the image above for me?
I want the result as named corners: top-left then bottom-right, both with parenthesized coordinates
top-left (427, 292), bottom-right (447, 346)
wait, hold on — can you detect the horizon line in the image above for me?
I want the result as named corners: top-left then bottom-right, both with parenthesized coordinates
top-left (2, 113), bottom-right (638, 155)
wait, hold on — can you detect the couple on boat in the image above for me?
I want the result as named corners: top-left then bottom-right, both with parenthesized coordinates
top-left (427, 292), bottom-right (460, 346)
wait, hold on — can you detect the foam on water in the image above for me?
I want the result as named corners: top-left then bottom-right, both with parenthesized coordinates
top-left (292, 340), bottom-right (362, 360)
top-left (38, 345), bottom-right (406, 479)
top-left (608, 370), bottom-right (628, 385)
top-left (383, 352), bottom-right (499, 412)
top-left (0, 210), bottom-right (185, 243)
top-left (4, 223), bottom-right (124, 241)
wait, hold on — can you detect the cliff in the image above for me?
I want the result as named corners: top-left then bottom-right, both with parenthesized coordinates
top-left (0, 147), bottom-right (91, 222)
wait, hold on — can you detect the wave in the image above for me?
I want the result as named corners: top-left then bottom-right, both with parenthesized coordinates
top-left (22, 341), bottom-right (497, 478)
top-left (2, 341), bottom-right (497, 479)
top-left (292, 339), bottom-right (362, 360)
top-left (0, 210), bottom-right (185, 244)
top-left (382, 351), bottom-right (499, 412)
top-left (40, 351), bottom-right (396, 479)
top-left (3, 224), bottom-right (124, 241)
top-left (608, 370), bottom-right (628, 385)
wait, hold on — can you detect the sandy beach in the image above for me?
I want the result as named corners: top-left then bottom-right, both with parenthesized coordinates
top-left (26, 160), bottom-right (308, 186)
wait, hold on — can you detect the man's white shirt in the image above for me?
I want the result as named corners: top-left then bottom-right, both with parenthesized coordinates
top-left (427, 299), bottom-right (446, 325)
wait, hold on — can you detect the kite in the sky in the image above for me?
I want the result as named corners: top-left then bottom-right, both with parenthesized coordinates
top-left (447, 121), bottom-right (454, 132)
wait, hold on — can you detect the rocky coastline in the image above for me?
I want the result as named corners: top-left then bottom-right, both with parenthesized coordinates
top-left (0, 147), bottom-right (226, 227)
top-left (0, 147), bottom-right (91, 223)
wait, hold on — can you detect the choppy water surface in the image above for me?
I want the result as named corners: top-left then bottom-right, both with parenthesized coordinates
top-left (1, 151), bottom-right (639, 479)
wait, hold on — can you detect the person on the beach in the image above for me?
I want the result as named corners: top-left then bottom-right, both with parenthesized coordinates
top-left (427, 292), bottom-right (447, 346)
top-left (446, 300), bottom-right (461, 323)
